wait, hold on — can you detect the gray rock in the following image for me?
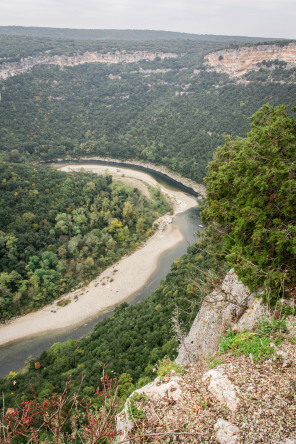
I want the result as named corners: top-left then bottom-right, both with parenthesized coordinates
top-left (137, 376), bottom-right (183, 403)
top-left (214, 418), bottom-right (241, 444)
top-left (233, 297), bottom-right (267, 332)
top-left (203, 367), bottom-right (240, 412)
top-left (116, 375), bottom-right (183, 441)
top-left (176, 270), bottom-right (253, 365)
top-left (116, 405), bottom-right (134, 442)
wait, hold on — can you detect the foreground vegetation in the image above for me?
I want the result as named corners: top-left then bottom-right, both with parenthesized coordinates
top-left (0, 163), bottom-right (170, 320)
top-left (202, 104), bottom-right (296, 304)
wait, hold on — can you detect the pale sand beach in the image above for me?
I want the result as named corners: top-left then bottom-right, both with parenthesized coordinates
top-left (0, 165), bottom-right (198, 347)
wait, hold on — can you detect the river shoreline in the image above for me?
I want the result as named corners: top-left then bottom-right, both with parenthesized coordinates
top-left (0, 165), bottom-right (198, 348)
top-left (42, 156), bottom-right (207, 198)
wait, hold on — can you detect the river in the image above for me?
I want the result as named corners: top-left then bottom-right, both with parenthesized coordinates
top-left (0, 162), bottom-right (203, 378)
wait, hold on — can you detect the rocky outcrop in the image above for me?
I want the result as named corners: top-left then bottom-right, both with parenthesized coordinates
top-left (0, 51), bottom-right (178, 80)
top-left (233, 297), bottom-right (268, 332)
top-left (203, 367), bottom-right (240, 412)
top-left (214, 418), bottom-right (241, 444)
top-left (176, 269), bottom-right (267, 365)
top-left (205, 42), bottom-right (296, 77)
top-left (115, 269), bottom-right (296, 442)
top-left (116, 375), bottom-right (183, 440)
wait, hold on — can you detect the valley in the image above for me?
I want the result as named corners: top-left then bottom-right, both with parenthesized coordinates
top-left (0, 26), bottom-right (295, 443)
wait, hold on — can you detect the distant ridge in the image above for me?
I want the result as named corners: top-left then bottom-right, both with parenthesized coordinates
top-left (0, 26), bottom-right (282, 43)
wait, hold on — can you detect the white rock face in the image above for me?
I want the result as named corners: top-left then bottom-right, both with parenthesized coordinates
top-left (205, 42), bottom-right (296, 77)
top-left (203, 367), bottom-right (240, 412)
top-left (116, 375), bottom-right (182, 441)
top-left (116, 405), bottom-right (134, 441)
top-left (0, 51), bottom-right (178, 80)
top-left (214, 418), bottom-right (241, 444)
top-left (176, 270), bottom-right (254, 365)
top-left (136, 376), bottom-right (183, 402)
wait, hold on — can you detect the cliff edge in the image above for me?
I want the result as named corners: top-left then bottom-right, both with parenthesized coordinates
top-left (116, 271), bottom-right (296, 443)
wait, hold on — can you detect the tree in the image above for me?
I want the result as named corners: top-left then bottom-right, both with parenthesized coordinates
top-left (201, 104), bottom-right (296, 303)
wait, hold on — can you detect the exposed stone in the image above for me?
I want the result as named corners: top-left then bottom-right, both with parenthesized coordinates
top-left (176, 270), bottom-right (254, 365)
top-left (233, 297), bottom-right (267, 332)
top-left (116, 375), bottom-right (183, 441)
top-left (214, 418), bottom-right (241, 444)
top-left (137, 376), bottom-right (183, 403)
top-left (0, 51), bottom-right (178, 80)
top-left (116, 405), bottom-right (134, 441)
top-left (205, 42), bottom-right (296, 77)
top-left (203, 367), bottom-right (240, 412)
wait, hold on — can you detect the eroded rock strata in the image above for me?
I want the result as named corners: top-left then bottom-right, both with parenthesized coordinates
top-left (205, 43), bottom-right (296, 77)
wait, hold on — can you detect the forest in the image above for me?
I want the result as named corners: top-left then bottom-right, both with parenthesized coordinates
top-left (0, 162), bottom-right (170, 320)
top-left (0, 27), bottom-right (295, 442)
top-left (0, 35), bottom-right (295, 184)
top-left (0, 241), bottom-right (225, 405)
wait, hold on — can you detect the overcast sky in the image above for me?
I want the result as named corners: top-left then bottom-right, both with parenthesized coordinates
top-left (1, 0), bottom-right (296, 39)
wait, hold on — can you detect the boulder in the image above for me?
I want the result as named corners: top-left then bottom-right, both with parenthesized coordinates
top-left (116, 375), bottom-right (182, 441)
top-left (214, 418), bottom-right (241, 444)
top-left (203, 367), bottom-right (240, 412)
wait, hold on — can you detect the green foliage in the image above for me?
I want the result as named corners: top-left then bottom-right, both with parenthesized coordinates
top-left (0, 26), bottom-right (278, 43)
top-left (275, 300), bottom-right (295, 317)
top-left (219, 316), bottom-right (288, 362)
top-left (118, 373), bottom-right (135, 399)
top-left (157, 357), bottom-right (184, 380)
top-left (0, 162), bottom-right (170, 320)
top-left (256, 316), bottom-right (288, 341)
top-left (219, 330), bottom-right (276, 362)
top-left (1, 33), bottom-right (296, 417)
top-left (1, 37), bottom-right (295, 184)
top-left (202, 104), bottom-right (296, 303)
top-left (207, 358), bottom-right (224, 369)
top-left (128, 393), bottom-right (147, 421)
top-left (0, 244), bottom-right (220, 407)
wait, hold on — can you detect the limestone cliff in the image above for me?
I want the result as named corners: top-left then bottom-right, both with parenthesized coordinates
top-left (0, 51), bottom-right (178, 80)
top-left (175, 270), bottom-right (267, 365)
top-left (204, 42), bottom-right (296, 77)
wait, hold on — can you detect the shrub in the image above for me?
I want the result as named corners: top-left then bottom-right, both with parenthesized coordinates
top-left (202, 104), bottom-right (296, 304)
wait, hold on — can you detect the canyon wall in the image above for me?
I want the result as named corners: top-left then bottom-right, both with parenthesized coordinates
top-left (205, 42), bottom-right (296, 77)
top-left (0, 51), bottom-right (178, 80)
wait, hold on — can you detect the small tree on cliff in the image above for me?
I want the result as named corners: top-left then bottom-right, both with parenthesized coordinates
top-left (201, 103), bottom-right (296, 304)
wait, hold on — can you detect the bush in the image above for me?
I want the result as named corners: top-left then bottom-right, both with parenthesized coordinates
top-left (202, 104), bottom-right (296, 304)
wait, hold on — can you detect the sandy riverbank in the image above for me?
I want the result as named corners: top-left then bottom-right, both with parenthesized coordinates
top-left (53, 157), bottom-right (207, 197)
top-left (0, 165), bottom-right (198, 347)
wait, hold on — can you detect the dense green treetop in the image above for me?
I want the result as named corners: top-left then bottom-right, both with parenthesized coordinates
top-left (0, 162), bottom-right (170, 320)
top-left (201, 104), bottom-right (296, 303)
